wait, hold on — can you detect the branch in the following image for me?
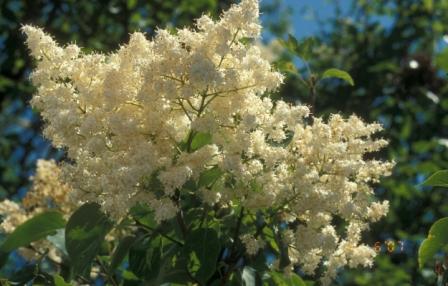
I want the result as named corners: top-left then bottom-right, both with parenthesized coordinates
top-left (96, 256), bottom-right (119, 286)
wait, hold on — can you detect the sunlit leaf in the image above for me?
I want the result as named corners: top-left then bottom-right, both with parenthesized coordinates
top-left (0, 211), bottom-right (65, 252)
top-left (198, 166), bottom-right (223, 188)
top-left (269, 271), bottom-right (306, 286)
top-left (322, 68), bottom-right (355, 86)
top-left (53, 274), bottom-right (71, 286)
top-left (191, 132), bottom-right (212, 151)
top-left (423, 170), bottom-right (448, 188)
top-left (418, 217), bottom-right (448, 268)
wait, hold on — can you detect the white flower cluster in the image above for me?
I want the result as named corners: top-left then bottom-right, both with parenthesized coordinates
top-left (23, 159), bottom-right (73, 214)
top-left (21, 0), bottom-right (393, 284)
top-left (241, 234), bottom-right (266, 256)
top-left (0, 200), bottom-right (28, 234)
top-left (0, 160), bottom-right (72, 234)
top-left (0, 159), bottom-right (72, 262)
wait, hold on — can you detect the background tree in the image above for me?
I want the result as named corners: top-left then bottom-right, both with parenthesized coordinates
top-left (274, 0), bottom-right (448, 284)
top-left (2, 0), bottom-right (448, 285)
top-left (0, 0), bottom-right (238, 198)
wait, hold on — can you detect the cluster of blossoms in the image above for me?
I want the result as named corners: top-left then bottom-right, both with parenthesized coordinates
top-left (19, 0), bottom-right (393, 284)
top-left (0, 159), bottom-right (72, 261)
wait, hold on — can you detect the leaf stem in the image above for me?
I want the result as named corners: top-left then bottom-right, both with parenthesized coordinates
top-left (135, 220), bottom-right (184, 246)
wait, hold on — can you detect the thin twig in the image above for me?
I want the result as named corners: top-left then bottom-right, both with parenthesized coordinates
top-left (177, 99), bottom-right (193, 121)
top-left (96, 256), bottom-right (119, 286)
top-left (230, 207), bottom-right (245, 255)
top-left (202, 84), bottom-right (257, 110)
top-left (218, 28), bottom-right (241, 68)
top-left (161, 74), bottom-right (185, 84)
top-left (124, 100), bottom-right (144, 109)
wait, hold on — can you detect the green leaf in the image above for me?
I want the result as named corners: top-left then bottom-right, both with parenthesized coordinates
top-left (130, 203), bottom-right (158, 229)
top-left (110, 235), bottom-right (137, 271)
top-left (418, 217), bottom-right (448, 268)
top-left (122, 270), bottom-right (139, 281)
top-left (128, 235), bottom-right (162, 280)
top-left (127, 0), bottom-right (137, 9)
top-left (422, 170), bottom-right (448, 188)
top-left (65, 203), bottom-right (113, 277)
top-left (282, 34), bottom-right (316, 61)
top-left (322, 68), bottom-right (355, 86)
top-left (436, 48), bottom-right (448, 72)
top-left (184, 228), bottom-right (221, 284)
top-left (191, 132), bottom-right (212, 151)
top-left (157, 244), bottom-right (191, 284)
top-left (0, 211), bottom-right (65, 252)
top-left (423, 0), bottom-right (433, 11)
top-left (198, 167), bottom-right (223, 188)
top-left (269, 271), bottom-right (306, 286)
top-left (53, 274), bottom-right (71, 286)
top-left (141, 172), bottom-right (164, 197)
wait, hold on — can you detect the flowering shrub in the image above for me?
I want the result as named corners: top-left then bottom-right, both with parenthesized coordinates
top-left (0, 0), bottom-right (393, 284)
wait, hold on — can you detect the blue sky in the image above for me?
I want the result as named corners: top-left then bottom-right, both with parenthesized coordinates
top-left (284, 0), bottom-right (344, 37)
top-left (262, 0), bottom-right (349, 39)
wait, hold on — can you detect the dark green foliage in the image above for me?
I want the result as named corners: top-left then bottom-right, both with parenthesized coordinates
top-left (184, 228), bottom-right (221, 284)
top-left (276, 1), bottom-right (448, 284)
top-left (0, 0), bottom-right (235, 198)
top-left (110, 235), bottom-right (137, 271)
top-left (2, 0), bottom-right (448, 285)
top-left (65, 203), bottom-right (113, 278)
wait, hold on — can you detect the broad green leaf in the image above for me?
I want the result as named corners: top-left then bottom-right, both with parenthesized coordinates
top-left (191, 132), bottom-right (212, 151)
top-left (185, 228), bottom-right (221, 284)
top-left (0, 211), bottom-right (65, 252)
top-left (422, 170), bottom-right (448, 188)
top-left (110, 235), bottom-right (137, 271)
top-left (322, 68), bottom-right (355, 86)
top-left (53, 274), bottom-right (71, 286)
top-left (157, 244), bottom-right (191, 284)
top-left (269, 271), bottom-right (306, 286)
top-left (418, 217), bottom-right (448, 268)
top-left (198, 167), bottom-right (223, 188)
top-left (128, 235), bottom-right (162, 280)
top-left (65, 203), bottom-right (113, 277)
